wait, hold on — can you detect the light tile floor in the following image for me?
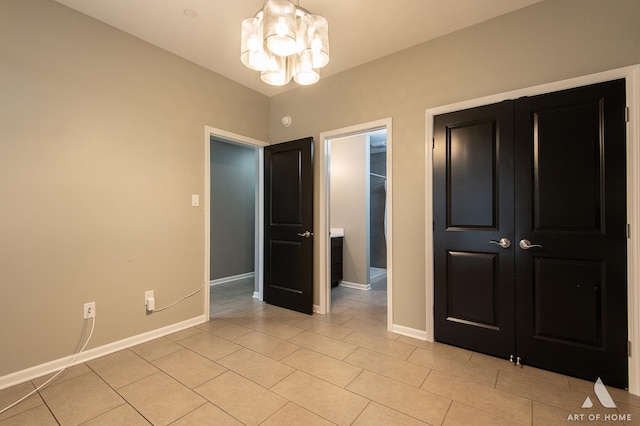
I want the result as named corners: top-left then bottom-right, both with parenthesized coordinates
top-left (1, 279), bottom-right (639, 425)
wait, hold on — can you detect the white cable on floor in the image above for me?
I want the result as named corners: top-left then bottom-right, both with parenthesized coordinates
top-left (0, 315), bottom-right (96, 415)
top-left (153, 283), bottom-right (205, 312)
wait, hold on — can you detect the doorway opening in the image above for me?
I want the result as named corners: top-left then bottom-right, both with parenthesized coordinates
top-left (203, 127), bottom-right (268, 318)
top-left (318, 118), bottom-right (393, 331)
top-left (329, 130), bottom-right (387, 291)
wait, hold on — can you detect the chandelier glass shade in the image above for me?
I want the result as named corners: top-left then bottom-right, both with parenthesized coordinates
top-left (241, 0), bottom-right (329, 86)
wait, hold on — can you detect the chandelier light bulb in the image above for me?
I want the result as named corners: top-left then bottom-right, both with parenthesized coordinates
top-left (311, 36), bottom-right (322, 52)
top-left (247, 34), bottom-right (260, 51)
top-left (275, 17), bottom-right (289, 36)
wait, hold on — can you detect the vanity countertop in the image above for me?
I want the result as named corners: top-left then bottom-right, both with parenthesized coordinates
top-left (330, 228), bottom-right (344, 238)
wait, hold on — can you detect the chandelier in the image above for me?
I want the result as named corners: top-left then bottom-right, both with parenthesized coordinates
top-left (240, 0), bottom-right (329, 86)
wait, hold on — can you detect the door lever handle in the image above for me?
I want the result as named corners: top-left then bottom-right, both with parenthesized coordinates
top-left (297, 231), bottom-right (313, 238)
top-left (489, 238), bottom-right (511, 249)
top-left (519, 239), bottom-right (542, 250)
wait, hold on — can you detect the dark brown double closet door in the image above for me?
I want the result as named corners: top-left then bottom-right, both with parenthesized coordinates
top-left (433, 79), bottom-right (628, 388)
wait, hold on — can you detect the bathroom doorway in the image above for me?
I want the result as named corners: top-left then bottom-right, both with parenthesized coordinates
top-left (329, 130), bottom-right (387, 291)
top-left (318, 118), bottom-right (393, 331)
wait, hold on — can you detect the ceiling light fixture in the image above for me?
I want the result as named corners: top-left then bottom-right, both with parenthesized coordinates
top-left (240, 0), bottom-right (329, 86)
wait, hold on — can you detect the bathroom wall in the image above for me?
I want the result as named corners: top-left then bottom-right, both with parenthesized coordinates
top-left (330, 134), bottom-right (369, 286)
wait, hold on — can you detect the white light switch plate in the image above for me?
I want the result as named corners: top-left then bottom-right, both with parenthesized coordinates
top-left (191, 194), bottom-right (199, 206)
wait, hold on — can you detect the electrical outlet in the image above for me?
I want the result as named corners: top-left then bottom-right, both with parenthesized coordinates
top-left (84, 302), bottom-right (95, 319)
top-left (145, 290), bottom-right (155, 312)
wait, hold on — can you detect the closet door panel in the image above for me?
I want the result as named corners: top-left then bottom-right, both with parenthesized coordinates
top-left (514, 79), bottom-right (627, 388)
top-left (434, 101), bottom-right (515, 358)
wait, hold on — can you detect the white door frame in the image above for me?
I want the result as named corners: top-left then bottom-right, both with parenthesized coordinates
top-left (204, 126), bottom-right (268, 318)
top-left (318, 118), bottom-right (393, 331)
top-left (425, 65), bottom-right (640, 395)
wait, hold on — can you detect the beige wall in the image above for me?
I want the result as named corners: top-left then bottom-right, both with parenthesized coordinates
top-left (269, 0), bottom-right (640, 331)
top-left (330, 134), bottom-right (369, 286)
top-left (0, 0), bottom-right (268, 376)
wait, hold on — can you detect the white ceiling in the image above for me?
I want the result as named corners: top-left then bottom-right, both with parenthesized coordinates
top-left (54, 0), bottom-right (542, 97)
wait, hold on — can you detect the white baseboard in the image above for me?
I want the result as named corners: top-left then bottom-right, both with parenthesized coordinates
top-left (313, 304), bottom-right (321, 313)
top-left (370, 271), bottom-right (388, 284)
top-left (209, 272), bottom-right (255, 286)
top-left (0, 315), bottom-right (207, 391)
top-left (252, 291), bottom-right (261, 300)
top-left (339, 281), bottom-right (372, 291)
top-left (392, 323), bottom-right (429, 341)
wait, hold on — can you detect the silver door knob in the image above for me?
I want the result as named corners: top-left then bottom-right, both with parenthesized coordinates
top-left (489, 238), bottom-right (511, 249)
top-left (519, 239), bottom-right (542, 250)
top-left (297, 231), bottom-right (313, 238)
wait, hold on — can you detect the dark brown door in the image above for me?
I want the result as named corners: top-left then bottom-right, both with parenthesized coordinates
top-left (434, 79), bottom-right (627, 388)
top-left (514, 80), bottom-right (627, 388)
top-left (433, 101), bottom-right (516, 357)
top-left (264, 137), bottom-right (314, 314)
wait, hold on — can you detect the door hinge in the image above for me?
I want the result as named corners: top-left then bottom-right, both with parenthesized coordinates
top-left (629, 340), bottom-right (632, 357)
top-left (625, 106), bottom-right (630, 123)
top-left (432, 138), bottom-right (435, 149)
top-left (627, 223), bottom-right (631, 239)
